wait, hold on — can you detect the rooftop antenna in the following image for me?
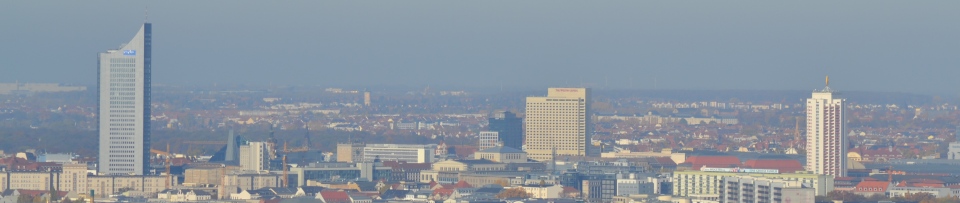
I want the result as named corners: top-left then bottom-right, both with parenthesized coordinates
top-left (144, 5), bottom-right (149, 23)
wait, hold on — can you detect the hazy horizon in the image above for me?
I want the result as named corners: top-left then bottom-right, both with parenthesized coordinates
top-left (2, 1), bottom-right (959, 95)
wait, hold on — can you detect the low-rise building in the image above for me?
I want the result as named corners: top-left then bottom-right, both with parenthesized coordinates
top-left (672, 167), bottom-right (833, 197)
top-left (718, 176), bottom-right (815, 203)
top-left (157, 189), bottom-right (213, 202)
top-left (473, 146), bottom-right (527, 163)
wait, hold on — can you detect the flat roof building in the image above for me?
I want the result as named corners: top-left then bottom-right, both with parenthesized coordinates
top-left (525, 88), bottom-right (593, 161)
top-left (98, 23), bottom-right (152, 175)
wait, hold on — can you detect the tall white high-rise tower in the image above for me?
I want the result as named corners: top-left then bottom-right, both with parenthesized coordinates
top-left (524, 88), bottom-right (593, 161)
top-left (805, 76), bottom-right (845, 177)
top-left (99, 23), bottom-right (151, 175)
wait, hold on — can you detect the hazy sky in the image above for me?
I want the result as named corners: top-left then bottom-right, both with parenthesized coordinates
top-left (1, 1), bottom-right (958, 94)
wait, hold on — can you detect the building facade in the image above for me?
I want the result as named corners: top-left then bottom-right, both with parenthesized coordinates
top-left (98, 23), bottom-right (152, 175)
top-left (336, 143), bottom-right (364, 163)
top-left (805, 80), bottom-right (846, 177)
top-left (239, 142), bottom-right (270, 171)
top-left (362, 144), bottom-right (436, 163)
top-left (478, 131), bottom-right (499, 151)
top-left (488, 111), bottom-right (523, 150)
top-left (473, 146), bottom-right (527, 163)
top-left (673, 168), bottom-right (833, 197)
top-left (525, 88), bottom-right (593, 161)
top-left (0, 164), bottom-right (171, 198)
top-left (718, 176), bottom-right (815, 203)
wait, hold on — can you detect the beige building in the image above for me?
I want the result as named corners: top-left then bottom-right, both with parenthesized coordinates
top-left (364, 91), bottom-right (371, 106)
top-left (473, 146), bottom-right (527, 163)
top-left (336, 143), bottom-right (364, 163)
top-left (420, 160), bottom-right (507, 184)
top-left (183, 166), bottom-right (239, 186)
top-left (239, 142), bottom-right (270, 171)
top-left (525, 88), bottom-right (593, 161)
top-left (0, 164), bottom-right (171, 198)
top-left (457, 172), bottom-right (525, 187)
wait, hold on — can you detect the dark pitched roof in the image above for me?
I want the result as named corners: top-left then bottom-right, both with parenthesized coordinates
top-left (299, 186), bottom-right (325, 195)
top-left (267, 187), bottom-right (299, 195)
top-left (379, 190), bottom-right (411, 199)
top-left (474, 187), bottom-right (503, 194)
top-left (353, 181), bottom-right (379, 192)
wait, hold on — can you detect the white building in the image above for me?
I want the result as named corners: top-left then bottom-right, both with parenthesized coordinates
top-left (806, 77), bottom-right (846, 177)
top-left (948, 142), bottom-right (960, 160)
top-left (478, 131), bottom-right (498, 151)
top-left (157, 189), bottom-right (213, 202)
top-left (718, 176), bottom-right (815, 203)
top-left (98, 23), bottom-right (152, 175)
top-left (520, 184), bottom-right (564, 199)
top-left (240, 142), bottom-right (270, 171)
top-left (525, 88), bottom-right (593, 161)
top-left (672, 168), bottom-right (833, 197)
top-left (362, 144), bottom-right (436, 163)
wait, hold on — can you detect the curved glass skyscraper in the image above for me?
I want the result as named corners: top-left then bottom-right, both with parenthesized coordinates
top-left (98, 23), bottom-right (151, 175)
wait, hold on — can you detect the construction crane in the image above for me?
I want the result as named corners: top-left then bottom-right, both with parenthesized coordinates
top-left (165, 143), bottom-right (172, 189)
top-left (282, 155), bottom-right (288, 187)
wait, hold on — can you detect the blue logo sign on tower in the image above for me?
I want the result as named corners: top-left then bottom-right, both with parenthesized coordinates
top-left (123, 50), bottom-right (137, 56)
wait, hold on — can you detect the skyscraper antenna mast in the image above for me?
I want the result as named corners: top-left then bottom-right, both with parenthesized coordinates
top-left (145, 5), bottom-right (149, 22)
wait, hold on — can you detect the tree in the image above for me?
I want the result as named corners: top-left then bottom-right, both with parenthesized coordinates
top-left (494, 179), bottom-right (510, 187)
top-left (17, 195), bottom-right (32, 203)
top-left (900, 192), bottom-right (937, 203)
top-left (826, 190), bottom-right (866, 202)
top-left (496, 187), bottom-right (531, 199)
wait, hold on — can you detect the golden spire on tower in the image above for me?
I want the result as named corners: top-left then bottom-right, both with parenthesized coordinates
top-left (826, 75), bottom-right (830, 87)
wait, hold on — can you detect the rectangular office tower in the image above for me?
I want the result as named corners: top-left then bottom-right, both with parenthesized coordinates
top-left (98, 23), bottom-right (151, 175)
top-left (805, 79), bottom-right (845, 177)
top-left (488, 111), bottom-right (523, 150)
top-left (525, 88), bottom-right (592, 161)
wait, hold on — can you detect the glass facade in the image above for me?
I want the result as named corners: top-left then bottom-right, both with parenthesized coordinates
top-left (99, 23), bottom-right (151, 175)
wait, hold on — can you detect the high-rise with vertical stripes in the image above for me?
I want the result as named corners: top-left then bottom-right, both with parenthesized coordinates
top-left (805, 77), bottom-right (845, 177)
top-left (98, 23), bottom-right (152, 175)
top-left (524, 88), bottom-right (592, 161)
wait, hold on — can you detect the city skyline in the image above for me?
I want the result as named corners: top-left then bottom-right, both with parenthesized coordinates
top-left (2, 1), bottom-right (960, 95)
top-left (3, 2), bottom-right (960, 202)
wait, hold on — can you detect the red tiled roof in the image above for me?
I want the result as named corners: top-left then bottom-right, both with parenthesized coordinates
top-left (433, 188), bottom-right (454, 196)
top-left (898, 179), bottom-right (945, 187)
top-left (561, 186), bottom-right (579, 193)
top-left (319, 191), bottom-right (351, 203)
top-left (654, 157), bottom-right (677, 166)
top-left (452, 145), bottom-right (478, 158)
top-left (686, 156), bottom-right (740, 169)
top-left (743, 159), bottom-right (803, 173)
top-left (260, 199), bottom-right (282, 203)
top-left (854, 181), bottom-right (890, 192)
top-left (454, 180), bottom-right (473, 188)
